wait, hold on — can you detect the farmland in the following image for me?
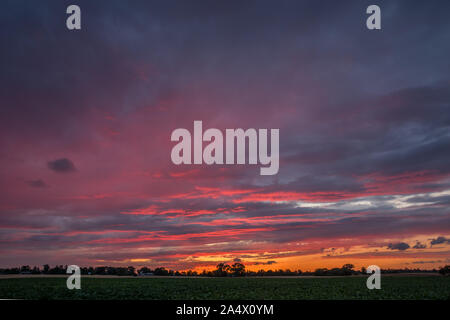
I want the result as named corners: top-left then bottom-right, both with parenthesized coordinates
top-left (0, 275), bottom-right (448, 300)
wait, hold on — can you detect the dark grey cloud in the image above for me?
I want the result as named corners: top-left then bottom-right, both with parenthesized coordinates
top-left (47, 158), bottom-right (76, 173)
top-left (411, 260), bottom-right (444, 265)
top-left (430, 236), bottom-right (450, 245)
top-left (26, 179), bottom-right (47, 188)
top-left (254, 260), bottom-right (277, 266)
top-left (413, 242), bottom-right (426, 249)
top-left (387, 242), bottom-right (410, 251)
top-left (282, 83), bottom-right (450, 182)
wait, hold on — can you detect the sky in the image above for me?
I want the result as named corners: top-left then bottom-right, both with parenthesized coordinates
top-left (0, 0), bottom-right (449, 271)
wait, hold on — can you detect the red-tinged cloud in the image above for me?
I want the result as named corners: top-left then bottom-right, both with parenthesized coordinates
top-left (86, 227), bottom-right (274, 245)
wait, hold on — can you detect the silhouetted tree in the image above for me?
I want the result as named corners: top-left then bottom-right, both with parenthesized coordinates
top-left (127, 266), bottom-right (136, 276)
top-left (342, 264), bottom-right (355, 275)
top-left (31, 266), bottom-right (41, 274)
top-left (20, 265), bottom-right (31, 273)
top-left (138, 267), bottom-right (152, 274)
top-left (154, 267), bottom-right (169, 276)
top-left (230, 263), bottom-right (245, 276)
top-left (214, 263), bottom-right (230, 277)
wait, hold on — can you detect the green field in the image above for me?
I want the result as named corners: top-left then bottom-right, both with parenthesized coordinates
top-left (0, 276), bottom-right (448, 300)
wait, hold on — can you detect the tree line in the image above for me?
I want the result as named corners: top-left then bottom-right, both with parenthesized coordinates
top-left (1, 263), bottom-right (448, 276)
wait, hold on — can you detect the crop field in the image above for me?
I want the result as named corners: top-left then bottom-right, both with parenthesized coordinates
top-left (0, 276), bottom-right (449, 300)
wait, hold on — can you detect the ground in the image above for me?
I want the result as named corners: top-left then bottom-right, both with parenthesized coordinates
top-left (0, 275), bottom-right (449, 300)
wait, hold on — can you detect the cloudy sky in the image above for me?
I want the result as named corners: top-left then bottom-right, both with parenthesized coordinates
top-left (0, 0), bottom-right (449, 270)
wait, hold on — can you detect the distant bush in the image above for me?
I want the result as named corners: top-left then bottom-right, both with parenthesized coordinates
top-left (439, 265), bottom-right (450, 276)
top-left (314, 264), bottom-right (357, 276)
